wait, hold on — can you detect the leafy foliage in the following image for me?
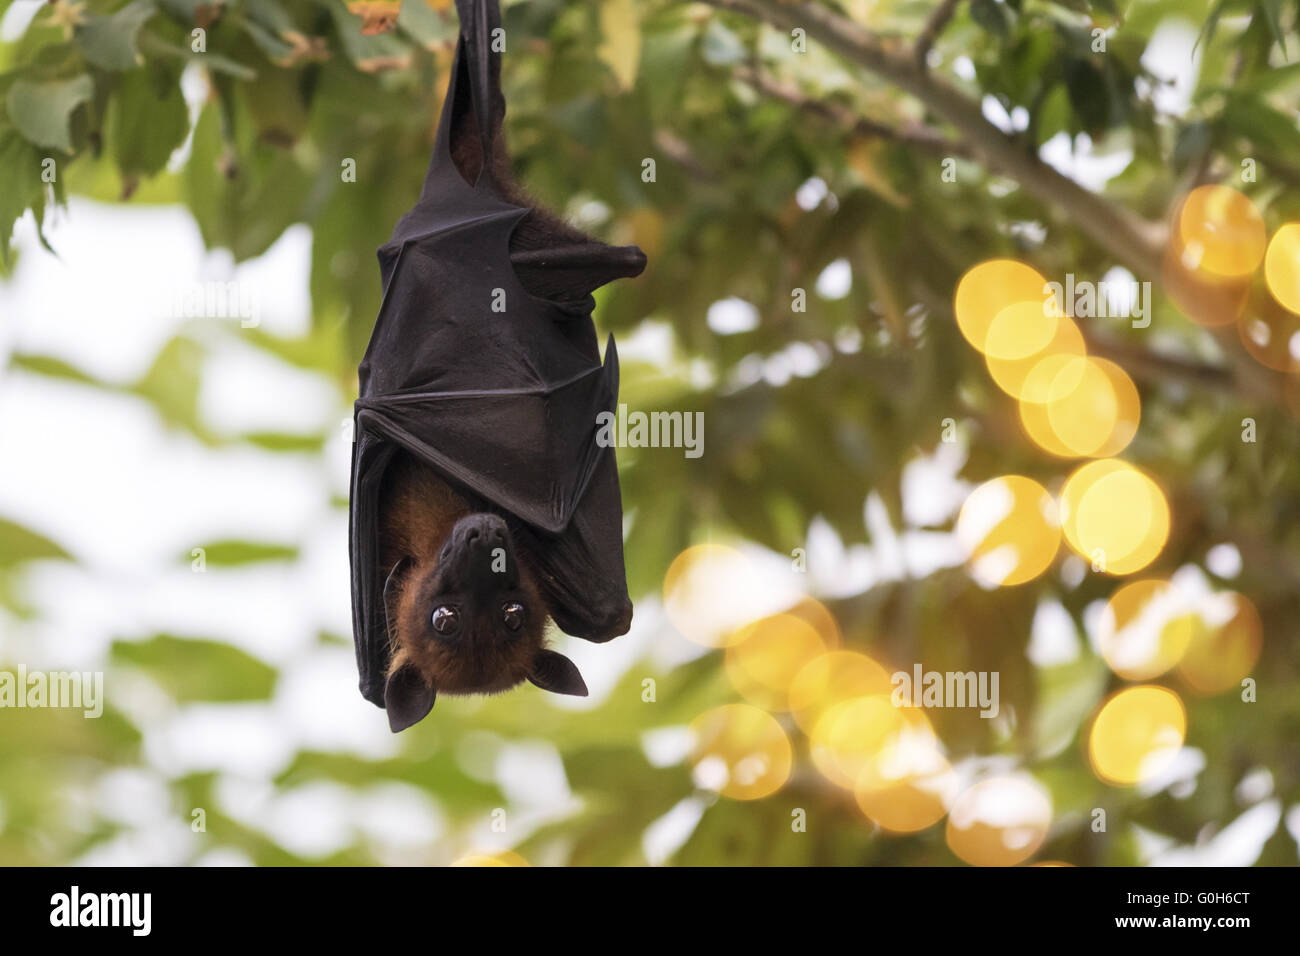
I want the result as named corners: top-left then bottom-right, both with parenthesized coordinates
top-left (0, 0), bottom-right (1298, 865)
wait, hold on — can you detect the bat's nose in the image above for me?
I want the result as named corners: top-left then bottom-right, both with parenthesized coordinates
top-left (460, 513), bottom-right (507, 549)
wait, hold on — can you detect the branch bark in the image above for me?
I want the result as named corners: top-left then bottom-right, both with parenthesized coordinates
top-left (914, 0), bottom-right (963, 69)
top-left (733, 65), bottom-right (973, 158)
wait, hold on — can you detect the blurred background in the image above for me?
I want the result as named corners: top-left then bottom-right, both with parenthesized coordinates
top-left (0, 0), bottom-right (1298, 865)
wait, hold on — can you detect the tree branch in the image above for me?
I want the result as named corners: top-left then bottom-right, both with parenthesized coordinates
top-left (733, 65), bottom-right (972, 158)
top-left (914, 0), bottom-right (963, 69)
top-left (697, 0), bottom-right (1168, 281)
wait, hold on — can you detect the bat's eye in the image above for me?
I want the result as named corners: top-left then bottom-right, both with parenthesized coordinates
top-left (502, 602), bottom-right (525, 631)
top-left (431, 605), bottom-right (460, 635)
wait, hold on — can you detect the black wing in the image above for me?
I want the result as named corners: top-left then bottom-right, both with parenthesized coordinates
top-left (349, 0), bottom-right (642, 707)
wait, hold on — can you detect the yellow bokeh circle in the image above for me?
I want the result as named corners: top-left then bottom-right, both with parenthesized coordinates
top-left (451, 851), bottom-right (530, 866)
top-left (1060, 459), bottom-right (1169, 575)
top-left (956, 475), bottom-right (1061, 587)
top-left (1088, 685), bottom-right (1186, 786)
top-left (945, 775), bottom-right (1053, 866)
top-left (986, 314), bottom-right (1086, 400)
top-left (689, 704), bottom-right (792, 800)
top-left (985, 298), bottom-right (1061, 360)
top-left (663, 543), bottom-right (758, 648)
top-left (1019, 356), bottom-right (1140, 458)
top-left (1177, 185), bottom-right (1267, 278)
top-left (1177, 591), bottom-right (1263, 695)
top-left (809, 694), bottom-right (935, 790)
top-left (787, 651), bottom-right (893, 735)
top-left (725, 613), bottom-right (829, 712)
top-left (1097, 579), bottom-right (1196, 680)
top-left (1264, 223), bottom-right (1300, 315)
top-left (1236, 289), bottom-right (1300, 373)
top-left (954, 259), bottom-right (1052, 356)
top-left (854, 725), bottom-right (957, 834)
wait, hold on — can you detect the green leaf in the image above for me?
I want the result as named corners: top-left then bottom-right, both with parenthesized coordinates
top-left (0, 132), bottom-right (49, 267)
top-left (110, 635), bottom-right (278, 702)
top-left (0, 517), bottom-right (72, 568)
top-left (76, 0), bottom-right (157, 71)
top-left (186, 540), bottom-right (300, 565)
top-left (130, 336), bottom-right (209, 439)
top-left (5, 75), bottom-right (94, 152)
top-left (970, 0), bottom-right (1015, 36)
top-left (1257, 0), bottom-right (1288, 57)
top-left (9, 352), bottom-right (107, 388)
top-left (111, 64), bottom-right (190, 180)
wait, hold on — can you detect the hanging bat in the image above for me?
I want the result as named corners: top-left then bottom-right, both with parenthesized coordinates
top-left (349, 0), bottom-right (645, 732)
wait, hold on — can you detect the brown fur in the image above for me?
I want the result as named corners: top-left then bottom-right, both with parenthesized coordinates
top-left (379, 452), bottom-right (553, 697)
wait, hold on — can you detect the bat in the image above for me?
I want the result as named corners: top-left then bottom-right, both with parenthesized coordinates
top-left (349, 0), bottom-right (646, 732)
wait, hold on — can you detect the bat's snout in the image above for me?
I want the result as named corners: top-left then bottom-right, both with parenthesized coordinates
top-left (440, 513), bottom-right (518, 590)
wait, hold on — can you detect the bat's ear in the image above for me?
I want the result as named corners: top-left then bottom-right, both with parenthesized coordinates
top-left (385, 664), bottom-right (436, 732)
top-left (528, 649), bottom-right (588, 698)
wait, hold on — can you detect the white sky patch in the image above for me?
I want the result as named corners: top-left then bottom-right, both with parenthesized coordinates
top-left (1100, 265), bottom-right (1139, 316)
top-left (199, 336), bottom-right (345, 437)
top-left (92, 767), bottom-right (175, 829)
top-left (538, 612), bottom-right (656, 711)
top-left (707, 297), bottom-right (760, 335)
top-left (1235, 767), bottom-right (1274, 806)
top-left (72, 817), bottom-right (199, 866)
top-left (1141, 19), bottom-right (1202, 117)
top-left (981, 96), bottom-right (1015, 134)
top-left (783, 341), bottom-right (827, 377)
top-left (276, 646), bottom-right (400, 758)
top-left (1027, 600), bottom-right (1080, 667)
top-left (795, 177), bottom-right (829, 211)
top-left (252, 780), bottom-right (357, 859)
top-left (947, 775), bottom-right (1051, 831)
top-left (193, 847), bottom-right (256, 866)
top-left (0, 0), bottom-right (41, 40)
top-left (1151, 800), bottom-right (1282, 866)
top-left (1206, 542), bottom-right (1243, 579)
top-left (1, 204), bottom-right (311, 380)
top-left (1039, 132), bottom-right (1134, 192)
top-left (607, 318), bottom-right (674, 366)
top-left (763, 351), bottom-right (793, 386)
top-left (901, 441), bottom-right (970, 528)
top-left (804, 515), bottom-right (875, 598)
top-left (1137, 746), bottom-right (1204, 798)
top-left (495, 740), bottom-right (572, 810)
top-left (146, 705), bottom-right (298, 778)
top-left (641, 725), bottom-right (693, 768)
top-left (815, 258), bottom-right (852, 299)
top-left (354, 783), bottom-right (446, 856)
top-left (643, 795), bottom-right (708, 865)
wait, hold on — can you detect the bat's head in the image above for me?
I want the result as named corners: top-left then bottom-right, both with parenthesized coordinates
top-left (383, 513), bottom-right (588, 732)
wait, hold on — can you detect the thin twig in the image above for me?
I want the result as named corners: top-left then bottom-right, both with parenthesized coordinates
top-left (914, 0), bottom-right (963, 69)
top-left (733, 65), bottom-right (972, 158)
